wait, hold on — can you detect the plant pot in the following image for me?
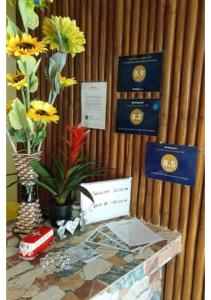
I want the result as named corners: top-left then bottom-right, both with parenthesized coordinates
top-left (48, 202), bottom-right (72, 227)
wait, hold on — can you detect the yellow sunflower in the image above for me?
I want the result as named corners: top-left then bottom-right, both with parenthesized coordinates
top-left (58, 73), bottom-right (77, 87)
top-left (6, 33), bottom-right (47, 57)
top-left (27, 100), bottom-right (59, 123)
top-left (42, 16), bottom-right (86, 57)
top-left (6, 72), bottom-right (27, 90)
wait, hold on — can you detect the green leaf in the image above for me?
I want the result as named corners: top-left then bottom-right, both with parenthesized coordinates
top-left (35, 179), bottom-right (58, 196)
top-left (32, 127), bottom-right (46, 146)
top-left (6, 16), bottom-right (22, 38)
top-left (77, 186), bottom-right (94, 202)
top-left (17, 57), bottom-right (37, 75)
top-left (7, 180), bottom-right (22, 188)
top-left (8, 98), bottom-right (35, 135)
top-left (47, 52), bottom-right (67, 93)
top-left (52, 155), bottom-right (65, 180)
top-left (18, 0), bottom-right (39, 31)
top-left (6, 172), bottom-right (17, 176)
top-left (13, 129), bottom-right (27, 143)
top-left (30, 160), bottom-right (59, 193)
top-left (29, 74), bottom-right (38, 92)
top-left (31, 160), bottom-right (53, 180)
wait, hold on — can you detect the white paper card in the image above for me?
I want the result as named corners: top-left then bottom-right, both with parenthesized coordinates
top-left (80, 177), bottom-right (132, 224)
top-left (81, 82), bottom-right (107, 129)
top-left (107, 218), bottom-right (163, 247)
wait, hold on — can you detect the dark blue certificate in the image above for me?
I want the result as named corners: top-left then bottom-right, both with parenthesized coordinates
top-left (117, 52), bottom-right (163, 92)
top-left (116, 99), bottom-right (160, 136)
top-left (145, 143), bottom-right (198, 186)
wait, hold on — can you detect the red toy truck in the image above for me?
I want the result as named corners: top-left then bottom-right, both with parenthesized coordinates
top-left (18, 226), bottom-right (54, 260)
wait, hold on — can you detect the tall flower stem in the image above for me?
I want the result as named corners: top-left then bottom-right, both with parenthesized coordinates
top-left (21, 89), bottom-right (27, 108)
top-left (6, 128), bottom-right (17, 153)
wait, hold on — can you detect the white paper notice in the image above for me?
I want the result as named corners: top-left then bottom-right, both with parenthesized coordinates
top-left (80, 177), bottom-right (132, 225)
top-left (107, 218), bottom-right (163, 247)
top-left (81, 82), bottom-right (107, 129)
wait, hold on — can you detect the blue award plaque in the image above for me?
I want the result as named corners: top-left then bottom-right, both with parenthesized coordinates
top-left (116, 99), bottom-right (160, 136)
top-left (117, 52), bottom-right (163, 92)
top-left (145, 143), bottom-right (198, 186)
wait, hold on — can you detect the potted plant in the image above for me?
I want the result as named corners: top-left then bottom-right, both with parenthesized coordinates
top-left (31, 124), bottom-right (105, 225)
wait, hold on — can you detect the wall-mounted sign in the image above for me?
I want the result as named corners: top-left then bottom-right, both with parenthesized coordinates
top-left (81, 82), bottom-right (107, 129)
top-left (145, 143), bottom-right (198, 186)
top-left (116, 99), bottom-right (160, 136)
top-left (117, 52), bottom-right (163, 92)
top-left (80, 177), bottom-right (132, 224)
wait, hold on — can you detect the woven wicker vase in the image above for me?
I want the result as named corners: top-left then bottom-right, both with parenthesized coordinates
top-left (12, 152), bottom-right (43, 233)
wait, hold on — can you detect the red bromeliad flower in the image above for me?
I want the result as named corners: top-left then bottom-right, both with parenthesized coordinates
top-left (66, 125), bottom-right (88, 165)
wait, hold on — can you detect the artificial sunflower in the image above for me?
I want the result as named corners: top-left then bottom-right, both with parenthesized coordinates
top-left (58, 73), bottom-right (77, 87)
top-left (27, 100), bottom-right (59, 123)
top-left (42, 16), bottom-right (86, 57)
top-left (7, 72), bottom-right (27, 90)
top-left (6, 33), bottom-right (47, 57)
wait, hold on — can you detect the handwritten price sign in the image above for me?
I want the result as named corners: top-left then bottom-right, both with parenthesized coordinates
top-left (80, 178), bottom-right (132, 224)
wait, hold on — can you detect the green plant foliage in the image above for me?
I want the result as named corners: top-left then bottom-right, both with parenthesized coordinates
top-left (6, 16), bottom-right (22, 38)
top-left (47, 52), bottom-right (67, 93)
top-left (18, 0), bottom-right (39, 31)
top-left (8, 98), bottom-right (35, 135)
top-left (30, 156), bottom-right (106, 205)
top-left (17, 57), bottom-right (41, 75)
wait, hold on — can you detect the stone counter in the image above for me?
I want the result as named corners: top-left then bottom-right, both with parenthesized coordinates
top-left (6, 218), bottom-right (182, 300)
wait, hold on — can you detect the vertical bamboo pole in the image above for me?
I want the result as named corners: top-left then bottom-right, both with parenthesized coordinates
top-left (128, 0), bottom-right (141, 216)
top-left (79, 0), bottom-right (87, 160)
top-left (181, 79), bottom-right (205, 300)
top-left (117, 0), bottom-right (131, 178)
top-left (136, 0), bottom-right (150, 219)
top-left (173, 2), bottom-right (204, 297)
top-left (73, 0), bottom-right (81, 126)
top-left (97, 0), bottom-right (107, 170)
top-left (152, 0), bottom-right (177, 225)
top-left (144, 0), bottom-right (158, 222)
top-left (103, 0), bottom-right (114, 178)
top-left (68, 0), bottom-right (75, 128)
top-left (84, 0), bottom-right (92, 159)
top-left (89, 0), bottom-right (100, 165)
top-left (108, 0), bottom-right (124, 179)
top-left (161, 0), bottom-right (188, 227)
top-left (192, 191), bottom-right (205, 300)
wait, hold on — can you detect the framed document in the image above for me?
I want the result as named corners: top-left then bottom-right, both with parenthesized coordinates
top-left (117, 52), bottom-right (163, 92)
top-left (145, 143), bottom-right (198, 186)
top-left (116, 99), bottom-right (160, 136)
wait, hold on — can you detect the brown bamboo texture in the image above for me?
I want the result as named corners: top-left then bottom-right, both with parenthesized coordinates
top-left (31, 1), bottom-right (205, 299)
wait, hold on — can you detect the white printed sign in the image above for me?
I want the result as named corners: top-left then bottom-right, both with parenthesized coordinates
top-left (81, 82), bottom-right (107, 129)
top-left (80, 177), bottom-right (132, 224)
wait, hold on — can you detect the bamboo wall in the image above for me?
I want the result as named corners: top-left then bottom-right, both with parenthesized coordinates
top-left (36, 0), bottom-right (204, 299)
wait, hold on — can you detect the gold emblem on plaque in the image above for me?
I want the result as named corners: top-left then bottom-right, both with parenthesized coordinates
top-left (130, 109), bottom-right (144, 125)
top-left (161, 154), bottom-right (178, 173)
top-left (132, 65), bottom-right (146, 82)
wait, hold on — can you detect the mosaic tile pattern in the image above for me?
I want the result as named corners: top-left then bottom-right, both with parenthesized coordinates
top-left (7, 218), bottom-right (182, 299)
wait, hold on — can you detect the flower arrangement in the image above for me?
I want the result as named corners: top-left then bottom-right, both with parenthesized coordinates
top-left (6, 0), bottom-right (87, 231)
top-left (6, 0), bottom-right (86, 155)
top-left (30, 125), bottom-right (105, 206)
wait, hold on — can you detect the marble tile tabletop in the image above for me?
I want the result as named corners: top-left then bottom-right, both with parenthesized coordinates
top-left (6, 217), bottom-right (182, 300)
